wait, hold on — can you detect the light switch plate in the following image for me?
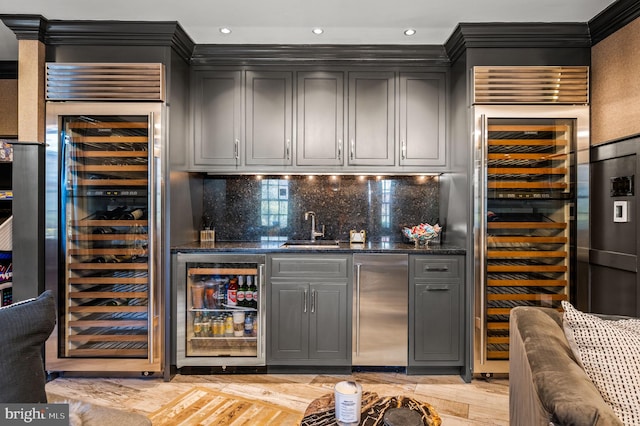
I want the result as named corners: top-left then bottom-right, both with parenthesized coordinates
top-left (614, 200), bottom-right (629, 223)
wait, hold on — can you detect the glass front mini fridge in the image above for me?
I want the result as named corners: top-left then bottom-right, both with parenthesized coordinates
top-left (174, 253), bottom-right (266, 367)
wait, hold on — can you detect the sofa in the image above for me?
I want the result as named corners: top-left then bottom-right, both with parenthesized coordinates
top-left (0, 290), bottom-right (151, 426)
top-left (509, 306), bottom-right (624, 426)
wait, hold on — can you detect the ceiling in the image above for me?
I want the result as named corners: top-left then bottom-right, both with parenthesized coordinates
top-left (0, 0), bottom-right (617, 60)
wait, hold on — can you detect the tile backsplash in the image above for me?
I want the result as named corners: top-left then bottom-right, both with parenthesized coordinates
top-left (203, 175), bottom-right (439, 242)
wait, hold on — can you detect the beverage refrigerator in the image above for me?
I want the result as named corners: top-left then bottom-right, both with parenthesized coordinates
top-left (173, 253), bottom-right (266, 368)
top-left (472, 93), bottom-right (589, 373)
top-left (44, 101), bottom-right (164, 374)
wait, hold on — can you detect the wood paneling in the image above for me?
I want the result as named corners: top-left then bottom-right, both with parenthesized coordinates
top-left (592, 17), bottom-right (640, 145)
top-left (0, 80), bottom-right (17, 137)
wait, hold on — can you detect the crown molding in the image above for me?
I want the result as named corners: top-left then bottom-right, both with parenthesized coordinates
top-left (589, 0), bottom-right (640, 45)
top-left (191, 44), bottom-right (449, 67)
top-left (444, 22), bottom-right (591, 63)
top-left (0, 16), bottom-right (195, 62)
top-left (0, 15), bottom-right (47, 42)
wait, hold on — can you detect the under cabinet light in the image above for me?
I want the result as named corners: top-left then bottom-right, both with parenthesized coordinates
top-left (312, 28), bottom-right (324, 35)
top-left (404, 28), bottom-right (416, 36)
top-left (219, 27), bottom-right (232, 34)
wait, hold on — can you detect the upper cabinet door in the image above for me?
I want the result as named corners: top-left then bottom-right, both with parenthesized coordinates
top-left (193, 70), bottom-right (242, 167)
top-left (296, 72), bottom-right (345, 166)
top-left (399, 73), bottom-right (447, 167)
top-left (246, 71), bottom-right (293, 166)
top-left (348, 72), bottom-right (396, 166)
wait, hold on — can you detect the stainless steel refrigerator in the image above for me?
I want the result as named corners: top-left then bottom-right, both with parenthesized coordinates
top-left (44, 99), bottom-right (165, 375)
top-left (472, 66), bottom-right (590, 374)
top-left (352, 254), bottom-right (408, 367)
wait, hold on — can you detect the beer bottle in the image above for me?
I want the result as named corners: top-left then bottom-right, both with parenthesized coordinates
top-left (227, 277), bottom-right (238, 307)
top-left (251, 276), bottom-right (258, 309)
top-left (237, 276), bottom-right (246, 307)
top-left (244, 276), bottom-right (253, 309)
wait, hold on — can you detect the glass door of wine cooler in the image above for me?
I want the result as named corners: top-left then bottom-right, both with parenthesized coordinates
top-left (175, 253), bottom-right (266, 367)
top-left (45, 102), bottom-right (163, 373)
top-left (473, 105), bottom-right (589, 374)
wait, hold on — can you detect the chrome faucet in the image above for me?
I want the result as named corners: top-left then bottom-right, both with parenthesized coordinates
top-left (304, 211), bottom-right (325, 240)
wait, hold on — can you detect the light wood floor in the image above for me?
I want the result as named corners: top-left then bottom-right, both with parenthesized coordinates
top-left (45, 372), bottom-right (509, 425)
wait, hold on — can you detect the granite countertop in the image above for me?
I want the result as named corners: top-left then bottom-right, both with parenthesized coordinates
top-left (171, 240), bottom-right (465, 255)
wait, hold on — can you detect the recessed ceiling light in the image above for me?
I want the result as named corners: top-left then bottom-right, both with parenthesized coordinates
top-left (219, 27), bottom-right (232, 34)
top-left (312, 28), bottom-right (324, 35)
top-left (404, 28), bottom-right (416, 36)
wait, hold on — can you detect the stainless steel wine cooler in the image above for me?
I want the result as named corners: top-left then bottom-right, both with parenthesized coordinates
top-left (44, 63), bottom-right (166, 374)
top-left (174, 253), bottom-right (266, 368)
top-left (471, 66), bottom-right (590, 375)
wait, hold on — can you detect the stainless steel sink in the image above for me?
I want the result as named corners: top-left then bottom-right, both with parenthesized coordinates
top-left (280, 240), bottom-right (341, 249)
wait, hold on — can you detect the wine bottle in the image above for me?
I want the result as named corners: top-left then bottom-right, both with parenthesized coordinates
top-left (119, 208), bottom-right (144, 220)
top-left (94, 206), bottom-right (126, 220)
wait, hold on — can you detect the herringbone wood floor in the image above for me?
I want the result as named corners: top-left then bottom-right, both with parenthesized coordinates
top-left (45, 372), bottom-right (509, 425)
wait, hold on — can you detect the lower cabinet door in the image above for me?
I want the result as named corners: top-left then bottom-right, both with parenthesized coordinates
top-left (269, 282), bottom-right (309, 360)
top-left (308, 282), bottom-right (349, 360)
top-left (413, 281), bottom-right (462, 363)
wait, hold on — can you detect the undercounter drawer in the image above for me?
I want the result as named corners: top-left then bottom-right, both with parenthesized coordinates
top-left (412, 256), bottom-right (462, 280)
top-left (269, 255), bottom-right (350, 278)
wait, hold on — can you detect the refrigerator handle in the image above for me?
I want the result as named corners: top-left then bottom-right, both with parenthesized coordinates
top-left (479, 113), bottom-right (488, 366)
top-left (147, 110), bottom-right (156, 365)
top-left (259, 264), bottom-right (265, 361)
top-left (355, 263), bottom-right (361, 356)
top-left (311, 289), bottom-right (316, 313)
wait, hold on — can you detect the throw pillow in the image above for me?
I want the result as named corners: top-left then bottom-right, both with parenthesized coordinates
top-left (0, 290), bottom-right (56, 403)
top-left (562, 301), bottom-right (640, 425)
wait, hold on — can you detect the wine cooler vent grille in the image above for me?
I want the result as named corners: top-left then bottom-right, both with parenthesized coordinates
top-left (46, 63), bottom-right (165, 101)
top-left (473, 66), bottom-right (589, 105)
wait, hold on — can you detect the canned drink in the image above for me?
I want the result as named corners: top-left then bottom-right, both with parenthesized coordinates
top-left (334, 381), bottom-right (362, 425)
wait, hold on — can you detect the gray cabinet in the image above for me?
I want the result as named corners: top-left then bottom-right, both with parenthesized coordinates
top-left (246, 71), bottom-right (293, 166)
top-left (348, 72), bottom-right (396, 166)
top-left (409, 255), bottom-right (464, 370)
top-left (190, 68), bottom-right (449, 172)
top-left (296, 71), bottom-right (344, 166)
top-left (399, 73), bottom-right (447, 167)
top-left (192, 70), bottom-right (241, 167)
top-left (267, 255), bottom-right (351, 365)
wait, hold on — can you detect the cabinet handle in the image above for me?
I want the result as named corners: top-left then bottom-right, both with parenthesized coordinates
top-left (311, 289), bottom-right (316, 313)
top-left (355, 263), bottom-right (361, 356)
top-left (401, 139), bottom-right (406, 160)
top-left (286, 139), bottom-right (290, 160)
top-left (426, 285), bottom-right (450, 291)
top-left (303, 289), bottom-right (308, 313)
top-left (350, 139), bottom-right (355, 161)
top-left (234, 139), bottom-right (239, 160)
top-left (424, 266), bottom-right (448, 272)
top-left (338, 139), bottom-right (342, 161)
